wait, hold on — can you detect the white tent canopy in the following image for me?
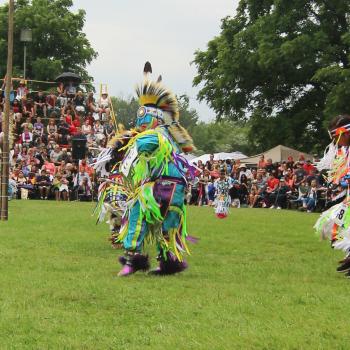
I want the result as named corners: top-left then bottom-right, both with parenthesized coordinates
top-left (240, 145), bottom-right (314, 165)
top-left (190, 152), bottom-right (247, 164)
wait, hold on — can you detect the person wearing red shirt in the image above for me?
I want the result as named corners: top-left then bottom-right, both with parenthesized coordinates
top-left (303, 160), bottom-right (316, 175)
top-left (267, 174), bottom-right (279, 192)
top-left (265, 172), bottom-right (280, 207)
top-left (72, 115), bottom-right (81, 128)
top-left (42, 158), bottom-right (56, 176)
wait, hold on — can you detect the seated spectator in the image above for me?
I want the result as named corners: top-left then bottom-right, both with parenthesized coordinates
top-left (229, 179), bottom-right (241, 207)
top-left (50, 145), bottom-right (62, 165)
top-left (47, 118), bottom-right (58, 143)
top-left (34, 90), bottom-right (47, 117)
top-left (16, 80), bottom-right (28, 101)
top-left (284, 172), bottom-right (294, 190)
top-left (78, 176), bottom-right (92, 201)
top-left (59, 173), bottom-right (70, 201)
top-left (293, 162), bottom-right (307, 188)
top-left (56, 160), bottom-right (66, 174)
top-left (12, 99), bottom-right (22, 121)
top-left (249, 180), bottom-right (260, 208)
top-left (239, 174), bottom-right (249, 204)
top-left (251, 168), bottom-right (257, 180)
top-left (21, 116), bottom-right (33, 133)
top-left (104, 119), bottom-right (115, 140)
top-left (72, 114), bottom-right (81, 129)
top-left (42, 156), bottom-right (56, 176)
top-left (93, 120), bottom-right (105, 145)
top-left (33, 117), bottom-right (44, 144)
top-left (57, 82), bottom-right (67, 108)
top-left (85, 112), bottom-right (95, 126)
top-left (57, 148), bottom-right (71, 163)
top-left (86, 92), bottom-right (98, 114)
top-left (301, 179), bottom-right (318, 212)
top-left (36, 169), bottom-right (52, 199)
top-left (285, 156), bottom-right (294, 170)
top-left (74, 91), bottom-right (85, 114)
top-left (238, 164), bottom-right (252, 182)
top-left (82, 119), bottom-right (92, 136)
top-left (57, 116), bottom-right (71, 144)
top-left (264, 171), bottom-right (280, 207)
top-left (15, 170), bottom-right (29, 199)
top-left (79, 158), bottom-right (94, 178)
top-left (269, 178), bottom-right (290, 209)
top-left (22, 97), bottom-right (34, 118)
top-left (21, 126), bottom-right (33, 147)
top-left (98, 92), bottom-right (110, 121)
top-left (46, 92), bottom-right (60, 116)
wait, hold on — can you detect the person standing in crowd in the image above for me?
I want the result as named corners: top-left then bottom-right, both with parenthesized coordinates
top-left (214, 170), bottom-right (232, 218)
top-left (258, 154), bottom-right (266, 168)
top-left (205, 153), bottom-right (215, 171)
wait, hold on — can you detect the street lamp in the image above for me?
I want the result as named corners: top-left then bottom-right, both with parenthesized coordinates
top-left (20, 28), bottom-right (32, 80)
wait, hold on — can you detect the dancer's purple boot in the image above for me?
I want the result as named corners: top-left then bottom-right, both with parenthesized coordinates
top-left (117, 251), bottom-right (150, 277)
top-left (149, 252), bottom-right (188, 276)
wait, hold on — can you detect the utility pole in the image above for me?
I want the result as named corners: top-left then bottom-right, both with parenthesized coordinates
top-left (0, 0), bottom-right (14, 221)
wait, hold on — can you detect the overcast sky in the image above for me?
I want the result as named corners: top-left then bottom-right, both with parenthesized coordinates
top-left (2, 0), bottom-right (239, 121)
top-left (72, 0), bottom-right (239, 121)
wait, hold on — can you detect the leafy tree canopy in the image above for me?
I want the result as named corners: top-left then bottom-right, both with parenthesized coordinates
top-left (0, 0), bottom-right (97, 82)
top-left (193, 0), bottom-right (350, 153)
top-left (112, 94), bottom-right (251, 155)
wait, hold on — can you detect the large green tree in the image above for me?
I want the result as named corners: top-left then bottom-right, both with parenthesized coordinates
top-left (193, 0), bottom-right (350, 153)
top-left (0, 0), bottom-right (97, 82)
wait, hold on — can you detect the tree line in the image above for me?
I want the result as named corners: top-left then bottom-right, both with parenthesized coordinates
top-left (1, 0), bottom-right (348, 155)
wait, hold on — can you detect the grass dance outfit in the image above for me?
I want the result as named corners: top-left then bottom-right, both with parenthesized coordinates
top-left (314, 115), bottom-right (350, 277)
top-left (95, 62), bottom-right (196, 276)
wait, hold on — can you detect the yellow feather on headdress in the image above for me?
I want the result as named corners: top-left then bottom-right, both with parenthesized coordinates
top-left (136, 80), bottom-right (179, 123)
top-left (136, 62), bottom-right (195, 153)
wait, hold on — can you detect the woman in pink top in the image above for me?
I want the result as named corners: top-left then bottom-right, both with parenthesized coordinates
top-left (42, 158), bottom-right (56, 176)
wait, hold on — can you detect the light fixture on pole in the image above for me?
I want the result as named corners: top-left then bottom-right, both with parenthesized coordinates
top-left (20, 28), bottom-right (32, 80)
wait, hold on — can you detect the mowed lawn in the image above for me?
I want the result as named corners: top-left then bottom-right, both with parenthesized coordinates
top-left (1, 201), bottom-right (350, 350)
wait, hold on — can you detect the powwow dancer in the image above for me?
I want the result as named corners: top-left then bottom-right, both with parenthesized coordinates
top-left (100, 62), bottom-right (196, 276)
top-left (93, 128), bottom-right (135, 248)
top-left (213, 170), bottom-right (231, 219)
top-left (314, 114), bottom-right (350, 277)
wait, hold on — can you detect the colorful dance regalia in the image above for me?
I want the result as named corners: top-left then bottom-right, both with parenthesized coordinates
top-left (314, 135), bottom-right (350, 254)
top-left (214, 177), bottom-right (231, 219)
top-left (114, 62), bottom-right (196, 276)
top-left (92, 130), bottom-right (134, 247)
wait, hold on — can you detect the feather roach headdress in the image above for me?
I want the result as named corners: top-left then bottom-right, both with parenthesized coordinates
top-left (135, 62), bottom-right (195, 153)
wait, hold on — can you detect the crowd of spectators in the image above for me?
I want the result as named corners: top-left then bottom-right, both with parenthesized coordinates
top-left (188, 154), bottom-right (332, 213)
top-left (0, 80), bottom-right (336, 212)
top-left (0, 79), bottom-right (116, 201)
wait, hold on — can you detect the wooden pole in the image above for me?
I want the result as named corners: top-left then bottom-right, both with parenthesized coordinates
top-left (0, 0), bottom-right (14, 221)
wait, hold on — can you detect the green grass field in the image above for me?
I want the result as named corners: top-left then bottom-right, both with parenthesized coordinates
top-left (1, 201), bottom-right (350, 349)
